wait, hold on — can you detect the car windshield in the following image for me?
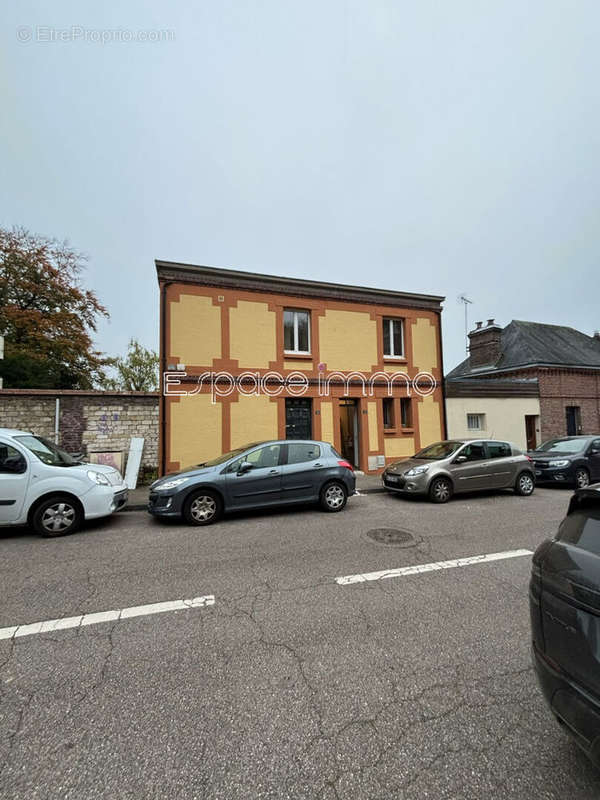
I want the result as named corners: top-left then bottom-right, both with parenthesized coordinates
top-left (413, 441), bottom-right (463, 460)
top-left (188, 443), bottom-right (264, 469)
top-left (536, 438), bottom-right (585, 454)
top-left (15, 435), bottom-right (80, 466)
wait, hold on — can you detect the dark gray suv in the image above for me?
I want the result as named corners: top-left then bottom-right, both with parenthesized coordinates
top-left (148, 440), bottom-right (356, 525)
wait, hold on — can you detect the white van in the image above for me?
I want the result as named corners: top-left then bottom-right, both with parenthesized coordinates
top-left (0, 428), bottom-right (128, 537)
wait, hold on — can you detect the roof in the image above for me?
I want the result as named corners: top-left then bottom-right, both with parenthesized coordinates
top-left (447, 320), bottom-right (600, 379)
top-left (155, 260), bottom-right (445, 312)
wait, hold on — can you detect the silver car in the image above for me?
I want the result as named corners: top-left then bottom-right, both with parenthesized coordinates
top-left (382, 439), bottom-right (535, 503)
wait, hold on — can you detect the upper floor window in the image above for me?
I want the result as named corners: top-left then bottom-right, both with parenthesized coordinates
top-left (383, 318), bottom-right (404, 358)
top-left (284, 309), bottom-right (310, 354)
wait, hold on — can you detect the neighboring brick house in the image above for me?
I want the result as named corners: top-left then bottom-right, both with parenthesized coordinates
top-left (445, 319), bottom-right (600, 450)
top-left (157, 261), bottom-right (446, 475)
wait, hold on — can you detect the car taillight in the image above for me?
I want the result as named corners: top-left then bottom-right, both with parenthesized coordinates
top-left (338, 460), bottom-right (354, 471)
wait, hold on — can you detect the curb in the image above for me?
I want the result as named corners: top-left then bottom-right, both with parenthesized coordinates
top-left (358, 487), bottom-right (386, 494)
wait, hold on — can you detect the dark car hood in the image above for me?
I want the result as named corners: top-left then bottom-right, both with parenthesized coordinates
top-left (150, 464), bottom-right (218, 489)
top-left (528, 451), bottom-right (576, 462)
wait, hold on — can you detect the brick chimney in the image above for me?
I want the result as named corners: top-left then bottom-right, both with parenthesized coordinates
top-left (468, 319), bottom-right (503, 369)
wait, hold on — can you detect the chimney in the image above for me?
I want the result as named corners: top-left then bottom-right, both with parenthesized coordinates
top-left (468, 318), bottom-right (503, 369)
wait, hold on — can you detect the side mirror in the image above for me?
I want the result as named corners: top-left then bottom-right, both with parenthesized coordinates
top-left (237, 461), bottom-right (253, 475)
top-left (455, 454), bottom-right (467, 463)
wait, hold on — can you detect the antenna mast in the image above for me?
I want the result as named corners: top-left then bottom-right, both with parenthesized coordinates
top-left (458, 295), bottom-right (473, 354)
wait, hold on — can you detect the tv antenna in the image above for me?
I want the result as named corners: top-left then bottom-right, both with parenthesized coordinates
top-left (457, 294), bottom-right (473, 354)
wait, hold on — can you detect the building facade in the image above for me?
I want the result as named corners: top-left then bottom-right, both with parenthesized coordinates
top-left (157, 261), bottom-right (446, 475)
top-left (446, 319), bottom-right (600, 450)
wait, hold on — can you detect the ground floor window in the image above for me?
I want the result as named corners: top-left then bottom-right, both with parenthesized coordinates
top-left (400, 398), bottom-right (412, 428)
top-left (382, 398), bottom-right (395, 429)
top-left (467, 413), bottom-right (484, 431)
top-left (285, 398), bottom-right (312, 440)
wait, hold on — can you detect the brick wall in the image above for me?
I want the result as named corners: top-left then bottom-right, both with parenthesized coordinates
top-left (537, 370), bottom-right (600, 440)
top-left (0, 390), bottom-right (159, 471)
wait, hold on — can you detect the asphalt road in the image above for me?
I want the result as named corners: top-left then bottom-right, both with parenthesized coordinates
top-left (1, 487), bottom-right (599, 799)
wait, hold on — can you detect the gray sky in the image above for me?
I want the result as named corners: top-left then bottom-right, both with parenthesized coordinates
top-left (3, 0), bottom-right (599, 372)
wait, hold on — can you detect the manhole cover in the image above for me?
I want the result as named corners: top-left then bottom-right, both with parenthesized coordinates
top-left (367, 528), bottom-right (415, 546)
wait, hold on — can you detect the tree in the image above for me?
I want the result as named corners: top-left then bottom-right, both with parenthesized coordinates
top-left (104, 338), bottom-right (159, 392)
top-left (0, 226), bottom-right (110, 388)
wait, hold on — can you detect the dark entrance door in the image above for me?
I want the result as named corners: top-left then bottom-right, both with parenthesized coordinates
top-left (339, 399), bottom-right (359, 467)
top-left (566, 406), bottom-right (581, 436)
top-left (285, 398), bottom-right (312, 440)
top-left (525, 415), bottom-right (537, 451)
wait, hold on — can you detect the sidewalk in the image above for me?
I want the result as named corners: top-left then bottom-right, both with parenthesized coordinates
top-left (124, 472), bottom-right (385, 511)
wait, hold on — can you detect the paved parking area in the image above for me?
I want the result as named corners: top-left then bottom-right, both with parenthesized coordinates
top-left (1, 487), bottom-right (598, 798)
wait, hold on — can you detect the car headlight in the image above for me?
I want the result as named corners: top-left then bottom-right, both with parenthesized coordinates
top-left (405, 465), bottom-right (429, 477)
top-left (157, 477), bottom-right (190, 490)
top-left (548, 459), bottom-right (570, 468)
top-left (87, 470), bottom-right (111, 486)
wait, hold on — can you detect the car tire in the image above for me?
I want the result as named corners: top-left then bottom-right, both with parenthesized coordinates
top-left (32, 494), bottom-right (83, 537)
top-left (515, 471), bottom-right (535, 496)
top-left (183, 489), bottom-right (223, 526)
top-left (320, 481), bottom-right (347, 512)
top-left (574, 467), bottom-right (590, 489)
top-left (428, 477), bottom-right (452, 504)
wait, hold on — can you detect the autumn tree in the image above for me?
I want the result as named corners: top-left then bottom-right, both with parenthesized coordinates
top-left (0, 226), bottom-right (110, 388)
top-left (104, 338), bottom-right (159, 392)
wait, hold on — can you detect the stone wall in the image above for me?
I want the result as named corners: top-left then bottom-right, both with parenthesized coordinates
top-left (0, 390), bottom-right (159, 472)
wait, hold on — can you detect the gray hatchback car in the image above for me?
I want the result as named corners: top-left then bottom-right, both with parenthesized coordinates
top-left (382, 439), bottom-right (535, 503)
top-left (148, 440), bottom-right (356, 525)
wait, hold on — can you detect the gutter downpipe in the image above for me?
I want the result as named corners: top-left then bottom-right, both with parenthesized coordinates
top-left (159, 280), bottom-right (172, 476)
top-left (54, 397), bottom-right (60, 444)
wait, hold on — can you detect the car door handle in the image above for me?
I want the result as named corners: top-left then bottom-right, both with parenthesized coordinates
top-left (313, 463), bottom-right (322, 467)
top-left (269, 469), bottom-right (279, 474)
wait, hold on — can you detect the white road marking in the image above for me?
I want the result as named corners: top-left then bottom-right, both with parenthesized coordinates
top-left (0, 595), bottom-right (215, 641)
top-left (335, 549), bottom-right (533, 585)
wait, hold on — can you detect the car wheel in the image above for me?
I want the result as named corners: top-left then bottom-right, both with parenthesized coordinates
top-left (428, 477), bottom-right (452, 504)
top-left (320, 481), bottom-right (347, 512)
top-left (32, 495), bottom-right (83, 537)
top-left (515, 471), bottom-right (535, 496)
top-left (183, 490), bottom-right (222, 526)
top-left (575, 468), bottom-right (590, 489)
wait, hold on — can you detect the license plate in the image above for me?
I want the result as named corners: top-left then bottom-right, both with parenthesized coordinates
top-left (386, 475), bottom-right (399, 483)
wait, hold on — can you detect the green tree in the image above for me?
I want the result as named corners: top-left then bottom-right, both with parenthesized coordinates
top-left (0, 226), bottom-right (110, 388)
top-left (105, 338), bottom-right (159, 392)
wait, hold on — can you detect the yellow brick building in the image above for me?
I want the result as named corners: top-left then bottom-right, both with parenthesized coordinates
top-left (157, 261), bottom-right (446, 475)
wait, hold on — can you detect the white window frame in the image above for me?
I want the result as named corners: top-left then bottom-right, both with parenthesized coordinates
top-left (383, 318), bottom-right (404, 359)
top-left (284, 309), bottom-right (311, 355)
top-left (467, 413), bottom-right (485, 431)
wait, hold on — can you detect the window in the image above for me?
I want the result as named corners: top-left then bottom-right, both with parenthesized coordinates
top-left (284, 309), bottom-right (310, 354)
top-left (400, 398), bottom-right (412, 428)
top-left (487, 441), bottom-right (511, 459)
top-left (287, 443), bottom-right (320, 464)
top-left (0, 443), bottom-right (27, 474)
top-left (383, 318), bottom-right (404, 358)
top-left (467, 413), bottom-right (484, 431)
top-left (558, 509), bottom-right (600, 557)
top-left (460, 443), bottom-right (486, 462)
top-left (382, 398), bottom-right (395, 429)
top-left (229, 444), bottom-right (281, 472)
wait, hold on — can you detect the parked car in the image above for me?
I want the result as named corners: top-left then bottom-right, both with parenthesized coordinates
top-left (529, 435), bottom-right (600, 489)
top-left (530, 483), bottom-right (600, 766)
top-left (148, 440), bottom-right (355, 525)
top-left (0, 428), bottom-right (128, 537)
top-left (382, 439), bottom-right (535, 503)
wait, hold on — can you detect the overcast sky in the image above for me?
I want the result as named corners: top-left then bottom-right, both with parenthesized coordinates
top-left (2, 1), bottom-right (599, 372)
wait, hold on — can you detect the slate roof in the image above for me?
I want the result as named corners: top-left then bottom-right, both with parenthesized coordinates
top-left (447, 320), bottom-right (600, 379)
